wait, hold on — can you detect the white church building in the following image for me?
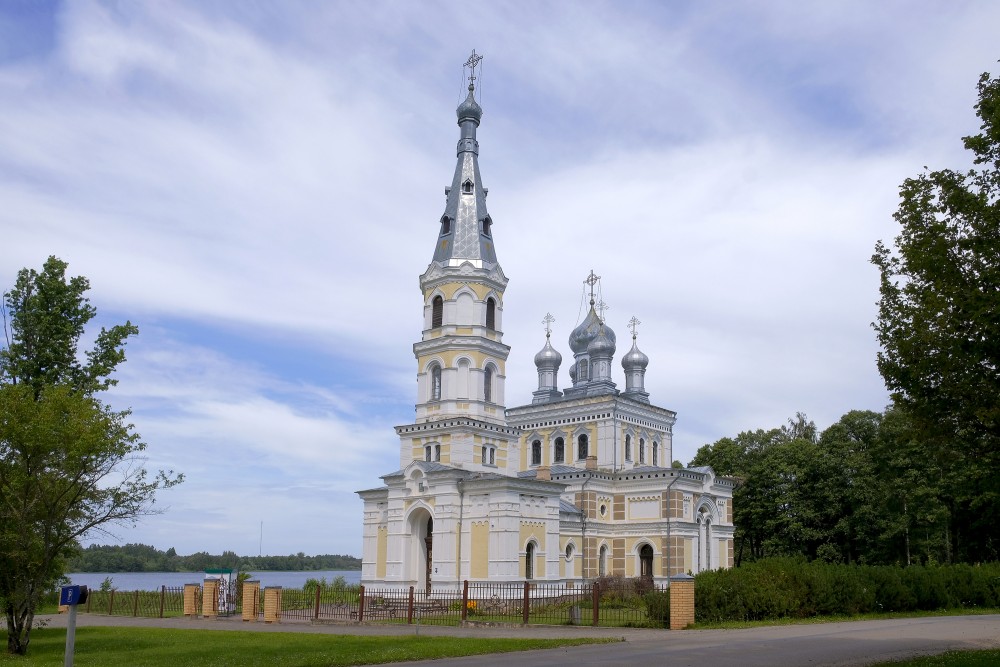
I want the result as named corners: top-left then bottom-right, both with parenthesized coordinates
top-left (357, 55), bottom-right (735, 593)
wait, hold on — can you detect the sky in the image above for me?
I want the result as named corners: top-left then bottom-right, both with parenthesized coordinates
top-left (1, 1), bottom-right (997, 558)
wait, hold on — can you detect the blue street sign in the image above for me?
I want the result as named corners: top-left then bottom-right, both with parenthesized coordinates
top-left (60, 585), bottom-right (88, 606)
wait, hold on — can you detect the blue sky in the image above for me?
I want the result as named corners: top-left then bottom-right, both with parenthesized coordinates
top-left (2, 1), bottom-right (997, 557)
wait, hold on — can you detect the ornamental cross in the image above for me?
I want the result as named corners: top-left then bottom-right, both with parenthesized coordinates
top-left (465, 50), bottom-right (483, 87)
top-left (596, 299), bottom-right (611, 321)
top-left (542, 312), bottom-right (555, 336)
top-left (584, 269), bottom-right (600, 303)
top-left (628, 316), bottom-right (641, 339)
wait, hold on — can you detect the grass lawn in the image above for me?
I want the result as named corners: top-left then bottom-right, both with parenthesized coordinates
top-left (0, 627), bottom-right (614, 666)
top-left (868, 649), bottom-right (1000, 666)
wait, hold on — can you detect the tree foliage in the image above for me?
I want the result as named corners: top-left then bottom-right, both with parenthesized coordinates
top-left (872, 67), bottom-right (1000, 454)
top-left (66, 543), bottom-right (362, 573)
top-left (0, 257), bottom-right (181, 655)
top-left (691, 407), bottom-right (999, 567)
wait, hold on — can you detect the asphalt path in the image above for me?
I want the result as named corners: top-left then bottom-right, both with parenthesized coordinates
top-left (40, 612), bottom-right (1000, 667)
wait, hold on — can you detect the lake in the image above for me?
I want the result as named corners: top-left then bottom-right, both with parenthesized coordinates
top-left (67, 570), bottom-right (361, 591)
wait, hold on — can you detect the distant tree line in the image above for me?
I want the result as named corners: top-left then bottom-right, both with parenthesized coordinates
top-left (67, 543), bottom-right (361, 572)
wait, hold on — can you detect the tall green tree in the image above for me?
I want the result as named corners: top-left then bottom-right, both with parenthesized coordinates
top-left (0, 257), bottom-right (181, 655)
top-left (872, 66), bottom-right (1000, 564)
top-left (872, 67), bottom-right (1000, 456)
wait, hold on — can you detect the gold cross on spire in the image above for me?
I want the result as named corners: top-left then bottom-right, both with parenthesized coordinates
top-left (465, 50), bottom-right (483, 87)
top-left (542, 312), bottom-right (555, 337)
top-left (628, 316), bottom-right (641, 339)
top-left (584, 269), bottom-right (600, 305)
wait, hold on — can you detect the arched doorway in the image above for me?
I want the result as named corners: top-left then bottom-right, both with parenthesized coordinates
top-left (525, 542), bottom-right (535, 580)
top-left (407, 507), bottom-right (434, 594)
top-left (639, 544), bottom-right (654, 580)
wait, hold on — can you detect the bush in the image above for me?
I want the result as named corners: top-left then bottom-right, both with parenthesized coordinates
top-left (643, 590), bottom-right (670, 626)
top-left (694, 558), bottom-right (1000, 623)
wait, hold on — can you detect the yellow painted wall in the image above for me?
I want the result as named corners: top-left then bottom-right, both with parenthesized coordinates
top-left (471, 521), bottom-right (489, 579)
top-left (376, 526), bottom-right (387, 579)
top-left (684, 538), bottom-right (694, 574)
top-left (424, 282), bottom-right (503, 302)
top-left (518, 522), bottom-right (543, 578)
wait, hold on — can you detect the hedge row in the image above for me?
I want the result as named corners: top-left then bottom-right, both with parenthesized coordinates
top-left (694, 558), bottom-right (1000, 622)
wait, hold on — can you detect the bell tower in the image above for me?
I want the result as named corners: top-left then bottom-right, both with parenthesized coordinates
top-left (402, 51), bottom-right (515, 471)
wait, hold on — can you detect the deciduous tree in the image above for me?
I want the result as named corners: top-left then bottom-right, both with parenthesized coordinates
top-left (0, 257), bottom-right (181, 655)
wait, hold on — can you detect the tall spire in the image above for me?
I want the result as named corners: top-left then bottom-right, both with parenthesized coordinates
top-left (432, 50), bottom-right (496, 267)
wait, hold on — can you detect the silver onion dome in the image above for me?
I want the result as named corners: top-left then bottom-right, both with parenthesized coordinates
top-left (456, 84), bottom-right (483, 125)
top-left (569, 305), bottom-right (616, 354)
top-left (587, 322), bottom-right (616, 358)
top-left (621, 336), bottom-right (649, 370)
top-left (534, 333), bottom-right (563, 368)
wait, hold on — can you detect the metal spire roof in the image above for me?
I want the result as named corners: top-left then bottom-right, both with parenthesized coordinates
top-left (432, 52), bottom-right (497, 268)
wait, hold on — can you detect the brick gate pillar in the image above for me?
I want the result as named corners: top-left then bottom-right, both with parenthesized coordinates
top-left (669, 573), bottom-right (695, 630)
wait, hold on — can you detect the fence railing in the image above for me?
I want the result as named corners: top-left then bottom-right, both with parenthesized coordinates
top-left (76, 577), bottom-right (671, 628)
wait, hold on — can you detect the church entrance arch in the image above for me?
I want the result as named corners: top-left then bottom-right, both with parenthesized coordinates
top-left (639, 544), bottom-right (654, 580)
top-left (406, 507), bottom-right (434, 594)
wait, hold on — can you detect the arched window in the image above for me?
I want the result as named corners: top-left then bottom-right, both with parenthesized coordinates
top-left (554, 437), bottom-right (565, 463)
top-left (484, 365), bottom-right (494, 403)
top-left (431, 296), bottom-right (443, 328)
top-left (525, 542), bottom-right (535, 580)
top-left (431, 365), bottom-right (442, 401)
top-left (440, 216), bottom-right (451, 235)
top-left (489, 447), bottom-right (495, 465)
top-left (531, 440), bottom-right (541, 466)
top-left (599, 545), bottom-right (608, 576)
top-left (485, 297), bottom-right (496, 329)
top-left (639, 438), bottom-right (645, 464)
top-left (624, 435), bottom-right (632, 461)
top-left (652, 442), bottom-right (658, 467)
top-left (577, 434), bottom-right (588, 460)
top-left (463, 179), bottom-right (473, 194)
top-left (481, 217), bottom-right (492, 237)
top-left (578, 359), bottom-right (589, 381)
top-left (481, 445), bottom-right (487, 464)
top-left (424, 446), bottom-right (432, 462)
top-left (434, 444), bottom-right (441, 462)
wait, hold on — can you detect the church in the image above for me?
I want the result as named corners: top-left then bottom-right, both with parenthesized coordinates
top-left (357, 55), bottom-right (735, 592)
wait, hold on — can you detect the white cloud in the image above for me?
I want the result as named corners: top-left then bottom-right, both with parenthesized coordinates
top-left (3, 0), bottom-right (998, 555)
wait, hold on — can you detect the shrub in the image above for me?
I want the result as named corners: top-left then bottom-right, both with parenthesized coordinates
top-left (643, 590), bottom-right (670, 626)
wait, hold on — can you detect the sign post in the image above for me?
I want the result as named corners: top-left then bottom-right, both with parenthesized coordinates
top-left (59, 585), bottom-right (88, 667)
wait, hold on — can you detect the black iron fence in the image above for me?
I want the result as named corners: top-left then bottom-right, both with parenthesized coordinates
top-left (76, 576), bottom-right (671, 628)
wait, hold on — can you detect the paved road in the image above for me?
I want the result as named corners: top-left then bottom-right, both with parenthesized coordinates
top-left (40, 612), bottom-right (1000, 667)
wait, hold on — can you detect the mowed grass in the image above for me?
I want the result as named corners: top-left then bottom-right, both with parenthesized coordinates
top-left (0, 627), bottom-right (614, 666)
top-left (869, 648), bottom-right (1000, 666)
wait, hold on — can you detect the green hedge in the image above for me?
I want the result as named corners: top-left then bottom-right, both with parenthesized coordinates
top-left (694, 558), bottom-right (1000, 623)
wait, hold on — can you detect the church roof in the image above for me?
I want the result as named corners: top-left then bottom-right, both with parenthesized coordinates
top-left (516, 464), bottom-right (586, 479)
top-left (431, 81), bottom-right (497, 267)
top-left (559, 499), bottom-right (583, 515)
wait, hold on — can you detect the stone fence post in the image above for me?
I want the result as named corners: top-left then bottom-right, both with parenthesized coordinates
top-left (202, 579), bottom-right (219, 618)
top-left (263, 587), bottom-right (282, 623)
top-left (183, 584), bottom-right (200, 618)
top-left (669, 573), bottom-right (695, 630)
top-left (242, 581), bottom-right (260, 622)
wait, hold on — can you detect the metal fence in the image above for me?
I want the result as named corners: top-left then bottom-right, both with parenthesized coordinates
top-left (78, 577), bottom-right (671, 628)
top-left (83, 586), bottom-right (189, 618)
